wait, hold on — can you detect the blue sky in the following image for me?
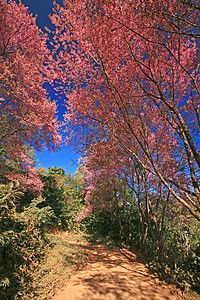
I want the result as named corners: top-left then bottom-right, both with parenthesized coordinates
top-left (19, 0), bottom-right (81, 173)
top-left (20, 0), bottom-right (63, 29)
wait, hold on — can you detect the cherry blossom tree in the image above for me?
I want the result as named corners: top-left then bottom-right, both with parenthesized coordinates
top-left (0, 0), bottom-right (61, 192)
top-left (76, 137), bottom-right (174, 259)
top-left (50, 0), bottom-right (200, 220)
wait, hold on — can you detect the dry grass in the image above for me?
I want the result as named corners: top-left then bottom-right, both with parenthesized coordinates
top-left (24, 231), bottom-right (87, 300)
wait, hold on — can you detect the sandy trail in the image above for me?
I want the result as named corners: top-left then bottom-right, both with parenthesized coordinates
top-left (53, 243), bottom-right (181, 300)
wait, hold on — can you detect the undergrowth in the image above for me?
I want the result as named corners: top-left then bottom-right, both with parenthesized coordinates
top-left (26, 231), bottom-right (87, 300)
top-left (0, 179), bottom-right (86, 300)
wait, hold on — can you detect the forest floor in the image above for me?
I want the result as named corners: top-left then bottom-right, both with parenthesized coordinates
top-left (52, 232), bottom-right (199, 300)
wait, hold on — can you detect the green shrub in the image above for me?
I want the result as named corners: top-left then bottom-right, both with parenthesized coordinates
top-left (0, 184), bottom-right (55, 299)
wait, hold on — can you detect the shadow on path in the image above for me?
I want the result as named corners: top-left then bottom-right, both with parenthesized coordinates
top-left (53, 243), bottom-right (180, 300)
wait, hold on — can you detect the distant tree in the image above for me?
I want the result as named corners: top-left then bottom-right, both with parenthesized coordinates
top-left (38, 166), bottom-right (83, 229)
top-left (48, 166), bottom-right (65, 176)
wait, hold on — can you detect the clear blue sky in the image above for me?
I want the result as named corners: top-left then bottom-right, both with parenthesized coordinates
top-left (19, 0), bottom-right (81, 173)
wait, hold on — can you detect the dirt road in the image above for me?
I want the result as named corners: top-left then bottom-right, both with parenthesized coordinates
top-left (53, 242), bottom-right (182, 300)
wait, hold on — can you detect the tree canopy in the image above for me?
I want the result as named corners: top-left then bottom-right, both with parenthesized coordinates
top-left (0, 0), bottom-right (61, 192)
top-left (50, 0), bottom-right (200, 221)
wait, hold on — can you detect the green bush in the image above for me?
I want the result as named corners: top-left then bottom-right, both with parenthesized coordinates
top-left (81, 201), bottom-right (200, 293)
top-left (38, 167), bottom-right (84, 230)
top-left (0, 184), bottom-right (55, 299)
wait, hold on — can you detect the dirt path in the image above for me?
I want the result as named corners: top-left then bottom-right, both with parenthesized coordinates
top-left (53, 242), bottom-right (183, 300)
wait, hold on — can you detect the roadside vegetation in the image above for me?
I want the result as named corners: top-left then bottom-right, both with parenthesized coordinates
top-left (0, 166), bottom-right (199, 299)
top-left (0, 167), bottom-right (86, 299)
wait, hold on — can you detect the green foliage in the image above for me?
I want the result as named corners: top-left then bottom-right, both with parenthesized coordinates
top-left (38, 167), bottom-right (84, 230)
top-left (82, 212), bottom-right (117, 236)
top-left (0, 183), bottom-right (56, 299)
top-left (82, 204), bottom-right (140, 248)
top-left (0, 166), bottom-right (85, 299)
top-left (162, 218), bottom-right (200, 292)
top-left (81, 186), bottom-right (200, 293)
top-left (20, 196), bottom-right (57, 233)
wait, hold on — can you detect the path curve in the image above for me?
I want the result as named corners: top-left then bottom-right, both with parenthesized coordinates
top-left (53, 243), bottom-right (181, 300)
